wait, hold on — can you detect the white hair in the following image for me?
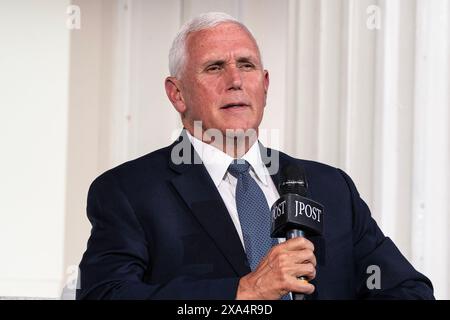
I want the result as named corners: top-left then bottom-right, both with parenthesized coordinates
top-left (168, 12), bottom-right (261, 77)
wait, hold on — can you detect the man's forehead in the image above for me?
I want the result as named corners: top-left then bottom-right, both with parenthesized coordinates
top-left (186, 24), bottom-right (261, 61)
top-left (187, 23), bottom-right (258, 48)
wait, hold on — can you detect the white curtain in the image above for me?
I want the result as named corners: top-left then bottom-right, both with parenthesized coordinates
top-left (66, 0), bottom-right (449, 299)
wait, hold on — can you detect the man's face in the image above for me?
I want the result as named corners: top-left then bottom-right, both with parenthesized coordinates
top-left (174, 23), bottom-right (269, 136)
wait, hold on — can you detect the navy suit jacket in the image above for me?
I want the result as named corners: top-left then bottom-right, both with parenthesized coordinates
top-left (77, 132), bottom-right (434, 299)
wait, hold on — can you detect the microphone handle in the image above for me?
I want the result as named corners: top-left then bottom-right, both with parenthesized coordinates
top-left (286, 229), bottom-right (306, 301)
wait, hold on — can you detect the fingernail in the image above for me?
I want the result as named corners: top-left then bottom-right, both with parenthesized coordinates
top-left (299, 279), bottom-right (309, 284)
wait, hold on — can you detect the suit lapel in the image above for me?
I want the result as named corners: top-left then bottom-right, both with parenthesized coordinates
top-left (169, 132), bottom-right (250, 276)
top-left (259, 143), bottom-right (286, 192)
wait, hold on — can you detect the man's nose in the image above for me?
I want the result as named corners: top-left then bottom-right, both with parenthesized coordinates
top-left (226, 65), bottom-right (243, 90)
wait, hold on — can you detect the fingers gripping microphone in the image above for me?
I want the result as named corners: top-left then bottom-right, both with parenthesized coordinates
top-left (270, 165), bottom-right (324, 300)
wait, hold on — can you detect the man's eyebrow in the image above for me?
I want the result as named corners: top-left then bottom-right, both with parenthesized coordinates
top-left (202, 56), bottom-right (259, 67)
top-left (236, 56), bottom-right (257, 63)
top-left (202, 59), bottom-right (226, 67)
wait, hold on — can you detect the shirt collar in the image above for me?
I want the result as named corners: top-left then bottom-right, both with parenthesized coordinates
top-left (186, 131), bottom-right (269, 187)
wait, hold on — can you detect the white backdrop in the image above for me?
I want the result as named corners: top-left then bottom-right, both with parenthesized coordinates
top-left (0, 0), bottom-right (448, 299)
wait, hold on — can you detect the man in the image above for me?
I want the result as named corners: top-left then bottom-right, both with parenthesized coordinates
top-left (77, 12), bottom-right (434, 300)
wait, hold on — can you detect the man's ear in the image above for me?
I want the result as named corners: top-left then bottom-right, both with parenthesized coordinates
top-left (165, 77), bottom-right (186, 113)
top-left (263, 70), bottom-right (270, 95)
top-left (263, 70), bottom-right (270, 109)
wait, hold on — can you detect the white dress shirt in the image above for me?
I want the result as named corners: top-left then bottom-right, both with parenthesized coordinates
top-left (186, 131), bottom-right (281, 248)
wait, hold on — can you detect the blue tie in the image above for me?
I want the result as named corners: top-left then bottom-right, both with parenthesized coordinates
top-left (228, 160), bottom-right (291, 300)
top-left (228, 160), bottom-right (277, 271)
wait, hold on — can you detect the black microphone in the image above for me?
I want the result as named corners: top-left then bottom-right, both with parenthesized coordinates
top-left (270, 164), bottom-right (324, 300)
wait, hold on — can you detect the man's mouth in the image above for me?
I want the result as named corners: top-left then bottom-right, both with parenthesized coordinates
top-left (221, 103), bottom-right (250, 109)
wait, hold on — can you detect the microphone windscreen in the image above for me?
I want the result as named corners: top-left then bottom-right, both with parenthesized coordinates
top-left (279, 165), bottom-right (308, 196)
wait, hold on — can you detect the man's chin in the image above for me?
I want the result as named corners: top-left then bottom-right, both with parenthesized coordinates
top-left (218, 121), bottom-right (258, 135)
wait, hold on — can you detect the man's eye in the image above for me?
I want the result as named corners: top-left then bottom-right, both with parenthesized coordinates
top-left (239, 63), bottom-right (255, 70)
top-left (206, 65), bottom-right (222, 72)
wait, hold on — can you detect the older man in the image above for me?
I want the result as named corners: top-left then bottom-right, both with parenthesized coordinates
top-left (77, 12), bottom-right (434, 300)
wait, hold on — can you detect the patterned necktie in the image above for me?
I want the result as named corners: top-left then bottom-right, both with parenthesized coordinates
top-left (228, 160), bottom-right (277, 271)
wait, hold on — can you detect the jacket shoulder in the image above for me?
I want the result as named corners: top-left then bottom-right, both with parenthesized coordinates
top-left (89, 144), bottom-right (173, 189)
top-left (278, 151), bottom-right (341, 177)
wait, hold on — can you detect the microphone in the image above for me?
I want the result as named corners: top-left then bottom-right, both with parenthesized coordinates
top-left (270, 164), bottom-right (324, 300)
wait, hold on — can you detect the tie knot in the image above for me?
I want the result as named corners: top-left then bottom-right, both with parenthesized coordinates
top-left (228, 160), bottom-right (251, 178)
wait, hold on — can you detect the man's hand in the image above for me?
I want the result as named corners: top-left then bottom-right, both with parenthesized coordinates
top-left (236, 237), bottom-right (316, 300)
